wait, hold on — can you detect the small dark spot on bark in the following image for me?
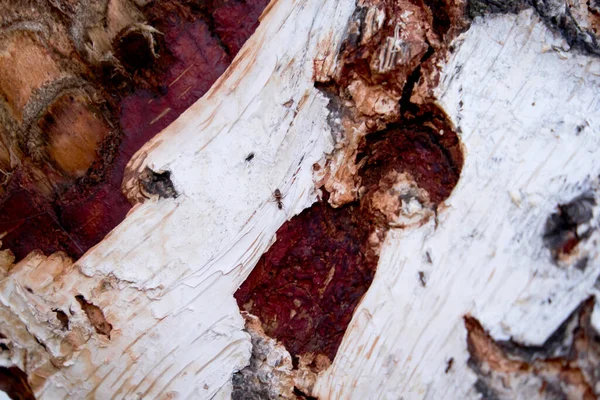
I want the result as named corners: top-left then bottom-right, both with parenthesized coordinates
top-left (139, 167), bottom-right (178, 200)
top-left (155, 83), bottom-right (168, 95)
top-left (53, 309), bottom-right (69, 330)
top-left (25, 287), bottom-right (33, 294)
top-left (419, 271), bottom-right (427, 287)
top-left (574, 256), bottom-right (589, 271)
top-left (75, 295), bottom-right (112, 337)
top-left (245, 152), bottom-right (255, 162)
top-left (293, 387), bottom-right (318, 399)
top-left (445, 357), bottom-right (454, 373)
top-left (426, 251), bottom-right (433, 264)
top-left (543, 191), bottom-right (596, 261)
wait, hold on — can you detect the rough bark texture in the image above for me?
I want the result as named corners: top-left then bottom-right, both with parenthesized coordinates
top-left (0, 0), bottom-right (268, 262)
top-left (0, 0), bottom-right (599, 399)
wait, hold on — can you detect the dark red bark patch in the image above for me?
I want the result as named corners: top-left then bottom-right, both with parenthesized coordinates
top-left (358, 109), bottom-right (463, 205)
top-left (0, 0), bottom-right (269, 262)
top-left (56, 183), bottom-right (131, 252)
top-left (236, 200), bottom-right (377, 362)
top-left (0, 170), bottom-right (82, 260)
top-left (236, 109), bottom-right (463, 362)
top-left (212, 0), bottom-right (271, 56)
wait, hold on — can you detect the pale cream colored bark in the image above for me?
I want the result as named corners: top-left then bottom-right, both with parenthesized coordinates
top-left (1, 1), bottom-right (599, 400)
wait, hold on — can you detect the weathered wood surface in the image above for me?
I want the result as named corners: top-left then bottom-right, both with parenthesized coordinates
top-left (0, 0), bottom-right (355, 398)
top-left (315, 10), bottom-right (600, 399)
top-left (1, 0), bottom-right (599, 399)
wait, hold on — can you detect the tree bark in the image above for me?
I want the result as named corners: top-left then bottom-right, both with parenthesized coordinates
top-left (1, 0), bottom-right (600, 399)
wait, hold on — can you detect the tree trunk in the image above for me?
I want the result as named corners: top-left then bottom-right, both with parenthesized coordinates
top-left (1, 0), bottom-right (599, 399)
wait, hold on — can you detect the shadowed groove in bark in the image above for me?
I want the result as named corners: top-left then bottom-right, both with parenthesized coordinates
top-left (75, 295), bottom-right (113, 337)
top-left (543, 191), bottom-right (597, 262)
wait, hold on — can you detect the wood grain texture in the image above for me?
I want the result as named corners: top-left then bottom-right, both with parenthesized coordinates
top-left (1, 1), bottom-right (600, 398)
top-left (314, 10), bottom-right (600, 399)
top-left (0, 0), bottom-right (355, 397)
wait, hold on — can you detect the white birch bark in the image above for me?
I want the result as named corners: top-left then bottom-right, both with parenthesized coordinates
top-left (315, 10), bottom-right (600, 399)
top-left (0, 1), bottom-right (599, 399)
top-left (0, 0), bottom-right (355, 398)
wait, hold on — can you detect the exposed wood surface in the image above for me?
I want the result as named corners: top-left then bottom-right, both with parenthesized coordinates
top-left (0, 0), bottom-right (599, 399)
top-left (315, 10), bottom-right (600, 399)
top-left (0, 0), bottom-right (355, 397)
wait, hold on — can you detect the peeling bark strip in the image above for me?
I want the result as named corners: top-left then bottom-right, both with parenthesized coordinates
top-left (0, 2), bottom-right (359, 397)
top-left (234, 0), bottom-right (466, 374)
top-left (466, 297), bottom-right (600, 399)
top-left (234, 0), bottom-right (467, 387)
top-left (314, 9), bottom-right (600, 400)
top-left (0, 0), bottom-right (268, 262)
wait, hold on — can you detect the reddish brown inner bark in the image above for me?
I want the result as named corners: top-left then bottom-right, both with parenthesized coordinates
top-left (0, 366), bottom-right (35, 400)
top-left (0, 0), bottom-right (269, 262)
top-left (235, 109), bottom-right (463, 363)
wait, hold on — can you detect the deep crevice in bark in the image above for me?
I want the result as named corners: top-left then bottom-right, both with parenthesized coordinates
top-left (75, 294), bottom-right (113, 337)
top-left (137, 167), bottom-right (178, 199)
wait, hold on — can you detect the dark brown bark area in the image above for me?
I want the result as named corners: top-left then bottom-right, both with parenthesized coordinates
top-left (0, 367), bottom-right (35, 400)
top-left (0, 0), bottom-right (268, 262)
top-left (466, 298), bottom-right (600, 399)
